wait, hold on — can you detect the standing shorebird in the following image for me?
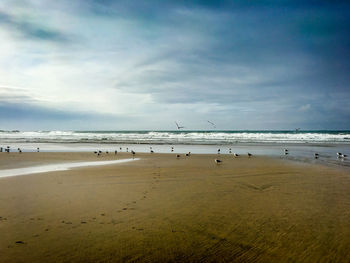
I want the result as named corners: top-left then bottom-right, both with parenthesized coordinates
top-left (247, 153), bottom-right (252, 157)
top-left (215, 159), bottom-right (222, 164)
top-left (234, 153), bottom-right (239, 157)
top-left (131, 150), bottom-right (136, 159)
top-left (37, 147), bottom-right (40, 152)
top-left (115, 150), bottom-right (117, 154)
top-left (314, 153), bottom-right (319, 159)
top-left (217, 149), bottom-right (220, 154)
top-left (176, 154), bottom-right (180, 158)
top-left (338, 153), bottom-right (347, 158)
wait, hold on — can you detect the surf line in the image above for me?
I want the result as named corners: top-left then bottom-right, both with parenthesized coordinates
top-left (0, 158), bottom-right (140, 178)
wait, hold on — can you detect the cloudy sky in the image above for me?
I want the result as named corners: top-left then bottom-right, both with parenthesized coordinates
top-left (0, 0), bottom-right (349, 130)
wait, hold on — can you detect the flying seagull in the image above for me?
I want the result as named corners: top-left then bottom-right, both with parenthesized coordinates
top-left (175, 121), bottom-right (185, 129)
top-left (207, 120), bottom-right (216, 128)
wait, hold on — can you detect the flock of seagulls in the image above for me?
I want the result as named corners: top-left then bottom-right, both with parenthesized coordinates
top-left (0, 146), bottom-right (39, 153)
top-left (214, 151), bottom-right (253, 164)
top-left (1, 145), bottom-right (348, 165)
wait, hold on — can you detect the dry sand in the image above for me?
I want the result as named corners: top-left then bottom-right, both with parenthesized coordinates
top-left (0, 152), bottom-right (349, 262)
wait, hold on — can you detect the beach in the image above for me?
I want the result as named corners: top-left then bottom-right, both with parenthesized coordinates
top-left (0, 152), bottom-right (349, 262)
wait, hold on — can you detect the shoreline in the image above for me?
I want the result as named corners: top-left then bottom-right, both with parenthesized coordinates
top-left (1, 150), bottom-right (349, 173)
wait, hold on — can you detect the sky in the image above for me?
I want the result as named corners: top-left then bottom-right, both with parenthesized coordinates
top-left (0, 0), bottom-right (349, 130)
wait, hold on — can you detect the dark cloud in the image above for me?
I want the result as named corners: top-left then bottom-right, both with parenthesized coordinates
top-left (1, 0), bottom-right (350, 129)
top-left (0, 11), bottom-right (70, 43)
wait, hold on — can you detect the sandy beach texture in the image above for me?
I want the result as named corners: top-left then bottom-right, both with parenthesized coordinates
top-left (0, 152), bottom-right (349, 262)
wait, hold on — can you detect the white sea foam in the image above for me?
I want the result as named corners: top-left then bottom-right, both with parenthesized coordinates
top-left (0, 130), bottom-right (349, 144)
top-left (0, 158), bottom-right (140, 178)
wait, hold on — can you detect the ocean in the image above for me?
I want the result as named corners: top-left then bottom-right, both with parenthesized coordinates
top-left (1, 130), bottom-right (350, 168)
top-left (1, 130), bottom-right (350, 144)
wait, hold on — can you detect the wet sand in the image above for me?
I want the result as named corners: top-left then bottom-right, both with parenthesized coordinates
top-left (0, 152), bottom-right (349, 262)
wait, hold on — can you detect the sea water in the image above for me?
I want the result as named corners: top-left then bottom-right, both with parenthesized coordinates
top-left (1, 130), bottom-right (350, 168)
top-left (0, 158), bottom-right (140, 178)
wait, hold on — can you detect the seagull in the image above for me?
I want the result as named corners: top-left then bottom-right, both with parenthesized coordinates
top-left (131, 150), bottom-right (136, 158)
top-left (171, 146), bottom-right (174, 152)
top-left (337, 152), bottom-right (342, 157)
top-left (207, 120), bottom-right (216, 128)
top-left (217, 149), bottom-right (220, 154)
top-left (342, 154), bottom-right (348, 158)
top-left (37, 147), bottom-right (40, 152)
top-left (215, 159), bottom-right (222, 164)
top-left (176, 154), bottom-right (180, 158)
top-left (247, 153), bottom-right (252, 157)
top-left (115, 150), bottom-right (117, 154)
top-left (314, 153), bottom-right (319, 158)
top-left (150, 150), bottom-right (154, 153)
top-left (234, 153), bottom-right (239, 157)
top-left (175, 121), bottom-right (185, 130)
